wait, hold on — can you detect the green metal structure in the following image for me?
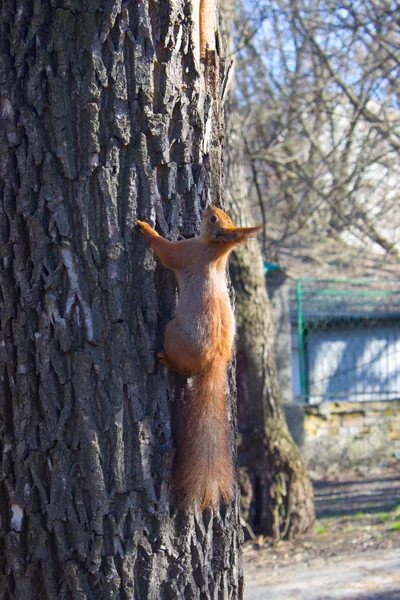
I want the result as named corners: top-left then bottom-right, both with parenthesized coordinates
top-left (293, 279), bottom-right (400, 403)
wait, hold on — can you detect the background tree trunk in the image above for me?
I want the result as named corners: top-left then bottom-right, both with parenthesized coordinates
top-left (219, 0), bottom-right (315, 540)
top-left (0, 1), bottom-right (243, 597)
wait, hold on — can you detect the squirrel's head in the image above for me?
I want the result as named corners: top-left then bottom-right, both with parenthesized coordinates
top-left (201, 206), bottom-right (263, 245)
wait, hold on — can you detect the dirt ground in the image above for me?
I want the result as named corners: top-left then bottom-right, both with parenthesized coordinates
top-left (243, 463), bottom-right (400, 599)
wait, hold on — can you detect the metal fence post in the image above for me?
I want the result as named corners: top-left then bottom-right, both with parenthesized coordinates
top-left (296, 280), bottom-right (307, 401)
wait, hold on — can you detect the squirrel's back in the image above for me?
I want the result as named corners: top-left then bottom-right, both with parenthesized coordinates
top-left (175, 259), bottom-right (235, 363)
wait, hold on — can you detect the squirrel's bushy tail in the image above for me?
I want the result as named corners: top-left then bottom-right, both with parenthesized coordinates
top-left (174, 361), bottom-right (234, 511)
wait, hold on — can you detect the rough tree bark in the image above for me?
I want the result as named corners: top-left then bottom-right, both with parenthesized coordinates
top-left (219, 0), bottom-right (315, 540)
top-left (0, 1), bottom-right (243, 598)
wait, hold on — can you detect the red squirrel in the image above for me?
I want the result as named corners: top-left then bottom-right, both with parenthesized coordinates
top-left (137, 206), bottom-right (263, 510)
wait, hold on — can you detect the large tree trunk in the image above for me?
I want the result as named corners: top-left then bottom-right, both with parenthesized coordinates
top-left (220, 0), bottom-right (315, 540)
top-left (0, 1), bottom-right (243, 597)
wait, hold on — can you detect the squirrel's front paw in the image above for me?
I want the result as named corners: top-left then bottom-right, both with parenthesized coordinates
top-left (137, 220), bottom-right (159, 238)
top-left (137, 220), bottom-right (151, 234)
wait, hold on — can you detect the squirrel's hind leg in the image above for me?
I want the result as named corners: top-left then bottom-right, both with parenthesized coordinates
top-left (162, 319), bottom-right (203, 375)
top-left (158, 348), bottom-right (194, 375)
top-left (157, 351), bottom-right (173, 368)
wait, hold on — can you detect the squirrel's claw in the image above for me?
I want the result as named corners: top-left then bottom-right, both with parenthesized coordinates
top-left (137, 220), bottom-right (159, 238)
top-left (137, 220), bottom-right (150, 233)
top-left (157, 351), bottom-right (170, 367)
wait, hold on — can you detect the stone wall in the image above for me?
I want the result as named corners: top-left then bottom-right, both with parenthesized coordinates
top-left (284, 400), bottom-right (400, 475)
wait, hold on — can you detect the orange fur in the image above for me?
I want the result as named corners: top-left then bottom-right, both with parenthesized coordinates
top-left (137, 206), bottom-right (263, 510)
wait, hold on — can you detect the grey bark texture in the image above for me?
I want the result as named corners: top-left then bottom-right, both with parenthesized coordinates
top-left (0, 1), bottom-right (243, 598)
top-left (219, 0), bottom-right (315, 539)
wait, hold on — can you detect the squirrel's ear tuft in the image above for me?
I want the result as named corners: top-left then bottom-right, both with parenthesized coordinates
top-left (245, 224), bottom-right (264, 237)
top-left (234, 224), bottom-right (264, 244)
